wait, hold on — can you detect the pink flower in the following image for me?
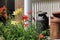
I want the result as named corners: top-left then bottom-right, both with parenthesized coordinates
top-left (38, 34), bottom-right (44, 39)
top-left (28, 10), bottom-right (32, 14)
top-left (23, 23), bottom-right (28, 28)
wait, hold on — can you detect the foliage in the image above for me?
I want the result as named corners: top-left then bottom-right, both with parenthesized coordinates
top-left (0, 10), bottom-right (50, 40)
top-left (0, 22), bottom-right (39, 40)
top-left (41, 30), bottom-right (50, 36)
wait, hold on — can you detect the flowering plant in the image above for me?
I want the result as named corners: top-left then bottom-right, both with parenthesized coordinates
top-left (12, 8), bottom-right (23, 16)
top-left (0, 22), bottom-right (39, 40)
top-left (0, 8), bottom-right (50, 40)
top-left (0, 22), bottom-right (50, 40)
top-left (11, 20), bottom-right (20, 25)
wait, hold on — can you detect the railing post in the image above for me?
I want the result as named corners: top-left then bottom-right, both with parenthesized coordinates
top-left (24, 0), bottom-right (32, 30)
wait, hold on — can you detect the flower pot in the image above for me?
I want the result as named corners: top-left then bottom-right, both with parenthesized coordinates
top-left (50, 12), bottom-right (60, 39)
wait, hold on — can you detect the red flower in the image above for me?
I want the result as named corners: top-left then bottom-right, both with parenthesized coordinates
top-left (28, 10), bottom-right (32, 14)
top-left (0, 5), bottom-right (5, 12)
top-left (22, 15), bottom-right (28, 20)
top-left (23, 23), bottom-right (28, 28)
top-left (38, 34), bottom-right (44, 39)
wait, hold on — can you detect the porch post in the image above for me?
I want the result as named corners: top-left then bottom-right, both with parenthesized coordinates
top-left (24, 0), bottom-right (32, 29)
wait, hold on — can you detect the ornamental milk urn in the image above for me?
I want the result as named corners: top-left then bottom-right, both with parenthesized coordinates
top-left (36, 11), bottom-right (49, 34)
top-left (50, 12), bottom-right (60, 39)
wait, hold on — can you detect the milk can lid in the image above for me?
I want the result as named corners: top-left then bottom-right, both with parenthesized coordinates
top-left (38, 12), bottom-right (47, 16)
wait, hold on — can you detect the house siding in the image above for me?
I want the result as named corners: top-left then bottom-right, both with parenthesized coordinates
top-left (15, 0), bottom-right (24, 10)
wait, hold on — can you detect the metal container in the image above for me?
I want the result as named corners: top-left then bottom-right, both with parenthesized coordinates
top-left (50, 12), bottom-right (60, 39)
top-left (36, 12), bottom-right (49, 33)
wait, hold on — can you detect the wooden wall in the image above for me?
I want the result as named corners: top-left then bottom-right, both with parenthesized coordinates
top-left (15, 0), bottom-right (24, 21)
top-left (15, 0), bottom-right (24, 10)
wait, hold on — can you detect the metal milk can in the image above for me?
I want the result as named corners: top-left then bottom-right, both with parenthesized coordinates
top-left (36, 11), bottom-right (49, 34)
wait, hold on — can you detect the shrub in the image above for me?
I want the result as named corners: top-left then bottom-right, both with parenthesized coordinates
top-left (0, 22), bottom-right (39, 40)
